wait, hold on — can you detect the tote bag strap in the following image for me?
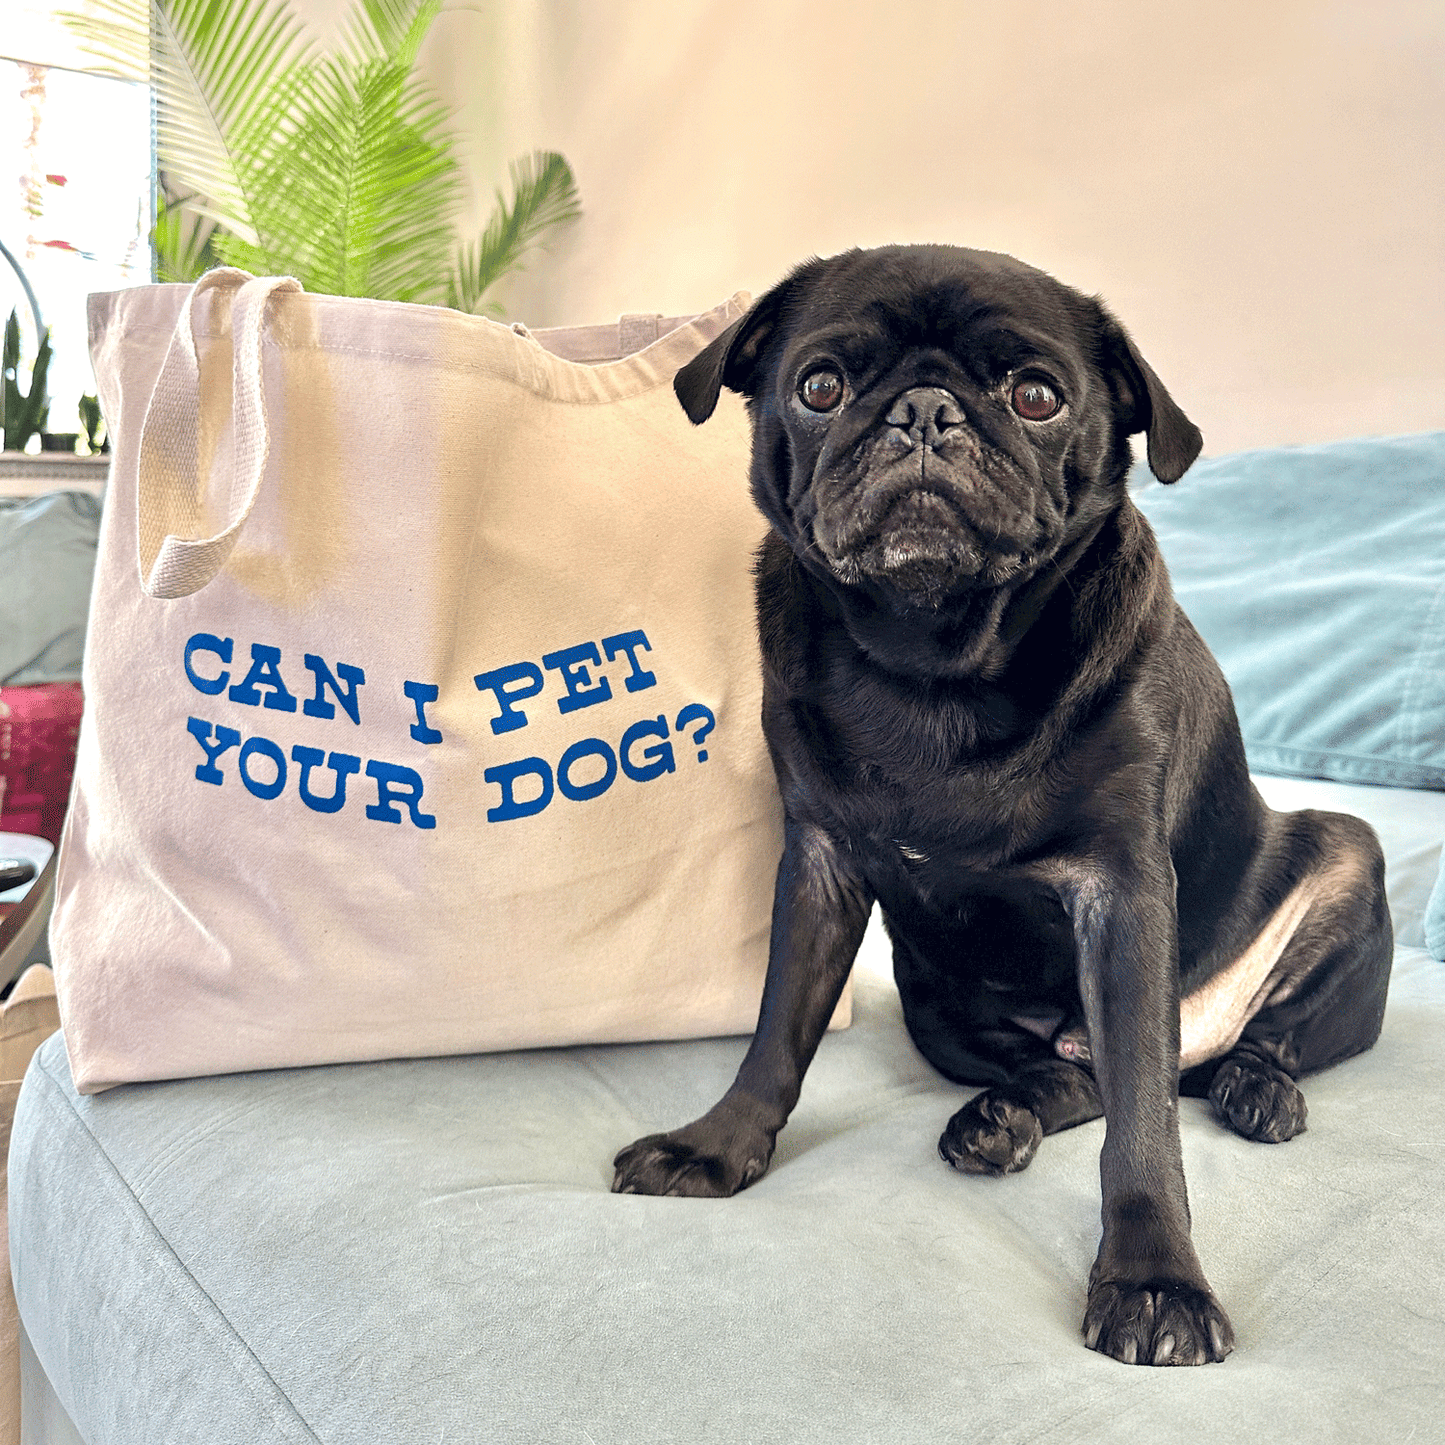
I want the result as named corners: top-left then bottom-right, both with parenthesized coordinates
top-left (136, 268), bottom-right (302, 600)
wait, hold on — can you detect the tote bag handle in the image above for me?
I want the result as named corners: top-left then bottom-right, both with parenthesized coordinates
top-left (136, 269), bottom-right (302, 600)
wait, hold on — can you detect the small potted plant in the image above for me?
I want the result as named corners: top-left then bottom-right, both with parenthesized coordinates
top-left (1, 308), bottom-right (51, 454)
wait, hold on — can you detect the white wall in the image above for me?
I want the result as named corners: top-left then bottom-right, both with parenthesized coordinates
top-left (406, 0), bottom-right (1445, 455)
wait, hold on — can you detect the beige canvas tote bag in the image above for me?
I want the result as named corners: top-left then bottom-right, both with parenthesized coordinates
top-left (54, 268), bottom-right (841, 1094)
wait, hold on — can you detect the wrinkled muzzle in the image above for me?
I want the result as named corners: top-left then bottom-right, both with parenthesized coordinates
top-left (809, 387), bottom-right (1059, 607)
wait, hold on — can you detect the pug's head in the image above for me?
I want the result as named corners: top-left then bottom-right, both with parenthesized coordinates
top-left (675, 245), bottom-right (1201, 612)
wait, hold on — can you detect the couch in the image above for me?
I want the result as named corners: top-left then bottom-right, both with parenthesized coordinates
top-left (9, 431), bottom-right (1445, 1443)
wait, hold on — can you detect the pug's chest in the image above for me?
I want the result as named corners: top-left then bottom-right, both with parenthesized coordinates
top-left (779, 681), bottom-right (1041, 871)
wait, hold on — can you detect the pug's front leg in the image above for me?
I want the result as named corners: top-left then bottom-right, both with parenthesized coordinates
top-left (612, 819), bottom-right (872, 1197)
top-left (1057, 851), bottom-right (1235, 1366)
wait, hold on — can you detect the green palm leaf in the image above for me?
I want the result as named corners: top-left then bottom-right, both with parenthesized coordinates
top-left (152, 186), bottom-right (223, 283)
top-left (60, 0), bottom-right (311, 246)
top-left (60, 0), bottom-right (580, 312)
top-left (54, 0), bottom-right (150, 79)
top-left (448, 151), bottom-right (582, 316)
top-left (215, 0), bottom-right (464, 299)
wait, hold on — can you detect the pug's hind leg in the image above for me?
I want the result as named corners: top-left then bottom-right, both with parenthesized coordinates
top-left (940, 1057), bottom-right (1102, 1176)
top-left (1198, 811), bottom-right (1391, 1147)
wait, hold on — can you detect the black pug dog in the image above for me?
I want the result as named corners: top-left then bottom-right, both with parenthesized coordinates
top-left (611, 245), bottom-right (1393, 1366)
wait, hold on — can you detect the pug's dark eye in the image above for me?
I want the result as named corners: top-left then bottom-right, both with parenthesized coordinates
top-left (1011, 378), bottom-right (1062, 422)
top-left (799, 369), bottom-right (845, 413)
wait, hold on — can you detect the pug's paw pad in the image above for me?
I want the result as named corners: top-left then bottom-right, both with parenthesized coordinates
top-left (938, 1091), bottom-right (1043, 1175)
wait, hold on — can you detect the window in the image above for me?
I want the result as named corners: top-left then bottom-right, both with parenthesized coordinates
top-left (3, 4), bottom-right (151, 448)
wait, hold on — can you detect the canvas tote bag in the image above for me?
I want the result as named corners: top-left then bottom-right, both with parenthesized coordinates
top-left (55, 269), bottom-right (842, 1094)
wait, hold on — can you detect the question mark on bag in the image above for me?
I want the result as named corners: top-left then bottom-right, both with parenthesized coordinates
top-left (675, 703), bottom-right (716, 763)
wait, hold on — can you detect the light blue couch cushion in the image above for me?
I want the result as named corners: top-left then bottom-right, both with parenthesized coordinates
top-left (1134, 431), bottom-right (1445, 792)
top-left (12, 933), bottom-right (1445, 1445)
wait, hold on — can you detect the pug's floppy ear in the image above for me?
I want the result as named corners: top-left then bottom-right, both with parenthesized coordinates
top-left (673, 318), bottom-right (745, 425)
top-left (673, 278), bottom-right (798, 425)
top-left (1102, 321), bottom-right (1203, 484)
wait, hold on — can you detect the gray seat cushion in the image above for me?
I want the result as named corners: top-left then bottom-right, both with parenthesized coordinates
top-left (0, 492), bottom-right (101, 687)
top-left (11, 924), bottom-right (1445, 1442)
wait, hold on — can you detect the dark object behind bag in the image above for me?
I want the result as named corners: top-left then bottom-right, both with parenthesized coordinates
top-left (0, 684), bottom-right (84, 847)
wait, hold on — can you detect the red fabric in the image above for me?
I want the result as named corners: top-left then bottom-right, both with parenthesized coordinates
top-left (0, 683), bottom-right (84, 846)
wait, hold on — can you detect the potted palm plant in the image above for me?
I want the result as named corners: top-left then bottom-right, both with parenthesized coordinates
top-left (64, 0), bottom-right (580, 311)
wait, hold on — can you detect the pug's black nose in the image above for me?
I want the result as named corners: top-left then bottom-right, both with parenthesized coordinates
top-left (885, 388), bottom-right (966, 447)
